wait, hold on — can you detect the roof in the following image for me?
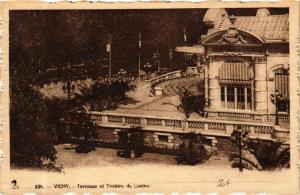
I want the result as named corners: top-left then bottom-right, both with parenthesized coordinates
top-left (175, 46), bottom-right (204, 54)
top-left (205, 9), bottom-right (289, 42)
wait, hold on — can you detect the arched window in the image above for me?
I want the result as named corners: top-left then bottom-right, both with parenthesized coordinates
top-left (219, 59), bottom-right (253, 110)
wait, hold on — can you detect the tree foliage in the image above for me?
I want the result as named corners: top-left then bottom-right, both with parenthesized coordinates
top-left (176, 133), bottom-right (209, 165)
top-left (10, 73), bottom-right (59, 169)
top-left (10, 9), bottom-right (207, 81)
top-left (246, 140), bottom-right (290, 170)
top-left (117, 127), bottom-right (145, 158)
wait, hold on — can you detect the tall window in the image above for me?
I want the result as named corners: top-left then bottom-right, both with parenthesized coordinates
top-left (227, 87), bottom-right (235, 109)
top-left (220, 86), bottom-right (252, 110)
top-left (247, 87), bottom-right (251, 110)
top-left (221, 86), bottom-right (225, 108)
top-left (275, 69), bottom-right (289, 113)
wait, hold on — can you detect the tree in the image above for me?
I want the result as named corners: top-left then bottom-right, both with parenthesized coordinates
top-left (246, 140), bottom-right (290, 170)
top-left (229, 127), bottom-right (290, 171)
top-left (74, 115), bottom-right (97, 153)
top-left (10, 73), bottom-right (59, 170)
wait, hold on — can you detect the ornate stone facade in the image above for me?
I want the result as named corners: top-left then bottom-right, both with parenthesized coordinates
top-left (200, 8), bottom-right (289, 124)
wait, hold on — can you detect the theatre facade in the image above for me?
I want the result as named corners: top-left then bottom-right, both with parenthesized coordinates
top-left (198, 8), bottom-right (289, 125)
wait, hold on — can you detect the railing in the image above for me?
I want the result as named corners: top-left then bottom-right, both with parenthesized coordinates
top-left (146, 67), bottom-right (200, 87)
top-left (210, 109), bottom-right (290, 123)
top-left (73, 111), bottom-right (288, 140)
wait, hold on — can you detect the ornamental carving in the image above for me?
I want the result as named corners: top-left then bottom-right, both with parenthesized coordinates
top-left (217, 27), bottom-right (248, 44)
top-left (248, 64), bottom-right (254, 79)
top-left (253, 56), bottom-right (267, 64)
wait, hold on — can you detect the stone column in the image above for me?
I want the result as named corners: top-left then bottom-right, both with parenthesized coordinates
top-left (208, 57), bottom-right (221, 111)
top-left (254, 56), bottom-right (268, 114)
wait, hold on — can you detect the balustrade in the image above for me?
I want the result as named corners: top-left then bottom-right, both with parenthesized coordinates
top-left (253, 125), bottom-right (273, 135)
top-left (90, 114), bottom-right (102, 121)
top-left (147, 68), bottom-right (198, 86)
top-left (165, 119), bottom-right (182, 128)
top-left (207, 122), bottom-right (226, 133)
top-left (146, 118), bottom-right (163, 126)
top-left (188, 121), bottom-right (205, 130)
top-left (73, 110), bottom-right (286, 140)
top-left (218, 111), bottom-right (254, 120)
top-left (108, 115), bottom-right (122, 123)
top-left (124, 117), bottom-right (141, 125)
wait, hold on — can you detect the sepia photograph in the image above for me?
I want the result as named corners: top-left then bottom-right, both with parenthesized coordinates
top-left (1, 2), bottom-right (299, 194)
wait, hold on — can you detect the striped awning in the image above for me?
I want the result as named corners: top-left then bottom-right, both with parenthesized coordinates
top-left (275, 73), bottom-right (289, 101)
top-left (219, 60), bottom-right (251, 85)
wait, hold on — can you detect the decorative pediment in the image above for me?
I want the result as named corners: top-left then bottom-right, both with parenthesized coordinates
top-left (202, 28), bottom-right (264, 46)
top-left (218, 27), bottom-right (247, 44)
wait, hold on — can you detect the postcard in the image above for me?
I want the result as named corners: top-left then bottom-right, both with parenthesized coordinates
top-left (0, 1), bottom-right (299, 194)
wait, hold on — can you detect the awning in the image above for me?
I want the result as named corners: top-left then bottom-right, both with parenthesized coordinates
top-left (219, 60), bottom-right (251, 85)
top-left (175, 45), bottom-right (204, 54)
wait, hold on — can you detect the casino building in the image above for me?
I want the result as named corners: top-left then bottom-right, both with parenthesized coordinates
top-left (198, 8), bottom-right (289, 125)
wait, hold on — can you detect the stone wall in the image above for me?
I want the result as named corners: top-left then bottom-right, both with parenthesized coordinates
top-left (215, 137), bottom-right (237, 156)
top-left (94, 127), bottom-right (119, 145)
top-left (92, 128), bottom-right (235, 156)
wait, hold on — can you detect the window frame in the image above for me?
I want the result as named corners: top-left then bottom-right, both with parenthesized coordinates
top-left (220, 85), bottom-right (252, 110)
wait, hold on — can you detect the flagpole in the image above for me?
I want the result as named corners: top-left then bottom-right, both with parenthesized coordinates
top-left (138, 33), bottom-right (141, 88)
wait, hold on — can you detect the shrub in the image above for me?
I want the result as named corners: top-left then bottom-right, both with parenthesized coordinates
top-left (176, 133), bottom-right (209, 165)
top-left (117, 127), bottom-right (145, 158)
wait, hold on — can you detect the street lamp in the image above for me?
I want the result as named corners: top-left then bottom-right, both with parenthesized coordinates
top-left (230, 125), bottom-right (249, 172)
top-left (153, 52), bottom-right (159, 73)
top-left (118, 68), bottom-right (127, 79)
top-left (144, 62), bottom-right (152, 80)
top-left (271, 90), bottom-right (284, 126)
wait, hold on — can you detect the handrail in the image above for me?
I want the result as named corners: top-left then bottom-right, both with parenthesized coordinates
top-left (145, 67), bottom-right (199, 87)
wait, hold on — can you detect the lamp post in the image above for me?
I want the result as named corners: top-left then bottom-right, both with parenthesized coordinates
top-left (106, 35), bottom-right (112, 79)
top-left (271, 90), bottom-right (283, 126)
top-left (138, 33), bottom-right (142, 87)
top-left (117, 68), bottom-right (127, 100)
top-left (153, 52), bottom-right (159, 73)
top-left (62, 63), bottom-right (76, 108)
top-left (183, 28), bottom-right (187, 69)
top-left (144, 62), bottom-right (152, 80)
top-left (118, 68), bottom-right (127, 79)
top-left (61, 63), bottom-right (76, 140)
top-left (230, 125), bottom-right (249, 172)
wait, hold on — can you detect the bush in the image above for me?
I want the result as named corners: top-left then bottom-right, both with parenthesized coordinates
top-left (175, 133), bottom-right (209, 165)
top-left (117, 127), bottom-right (145, 158)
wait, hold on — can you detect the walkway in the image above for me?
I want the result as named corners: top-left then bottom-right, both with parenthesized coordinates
top-left (114, 75), bottom-right (205, 119)
top-left (158, 75), bottom-right (204, 97)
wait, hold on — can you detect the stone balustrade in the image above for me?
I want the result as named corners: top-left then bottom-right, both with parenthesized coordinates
top-left (146, 67), bottom-right (199, 87)
top-left (207, 109), bottom-right (290, 124)
top-left (73, 111), bottom-right (289, 141)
